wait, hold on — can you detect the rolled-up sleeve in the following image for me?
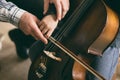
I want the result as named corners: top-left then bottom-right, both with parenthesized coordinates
top-left (0, 0), bottom-right (26, 27)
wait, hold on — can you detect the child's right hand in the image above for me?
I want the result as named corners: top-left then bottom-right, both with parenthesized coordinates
top-left (38, 14), bottom-right (58, 43)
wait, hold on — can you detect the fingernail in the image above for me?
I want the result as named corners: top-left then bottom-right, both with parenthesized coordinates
top-left (43, 11), bottom-right (46, 15)
top-left (43, 12), bottom-right (45, 15)
top-left (58, 17), bottom-right (61, 21)
top-left (62, 15), bottom-right (65, 19)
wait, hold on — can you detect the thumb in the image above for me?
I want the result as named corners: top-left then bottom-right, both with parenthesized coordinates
top-left (43, 0), bottom-right (50, 14)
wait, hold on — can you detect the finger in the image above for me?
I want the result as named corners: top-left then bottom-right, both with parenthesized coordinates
top-left (45, 29), bottom-right (53, 38)
top-left (38, 21), bottom-right (45, 30)
top-left (39, 24), bottom-right (45, 30)
top-left (41, 27), bottom-right (49, 35)
top-left (61, 9), bottom-right (67, 19)
top-left (32, 25), bottom-right (48, 44)
top-left (44, 0), bottom-right (50, 14)
top-left (31, 33), bottom-right (38, 40)
top-left (54, 1), bottom-right (62, 20)
top-left (49, 0), bottom-right (52, 3)
top-left (61, 1), bottom-right (69, 18)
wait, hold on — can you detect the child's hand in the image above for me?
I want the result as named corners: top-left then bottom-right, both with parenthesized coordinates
top-left (19, 12), bottom-right (48, 44)
top-left (39, 14), bottom-right (58, 39)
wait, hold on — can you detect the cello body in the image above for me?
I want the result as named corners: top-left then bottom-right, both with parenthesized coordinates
top-left (7, 0), bottom-right (119, 80)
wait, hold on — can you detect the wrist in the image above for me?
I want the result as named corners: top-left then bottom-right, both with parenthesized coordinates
top-left (9, 7), bottom-right (26, 27)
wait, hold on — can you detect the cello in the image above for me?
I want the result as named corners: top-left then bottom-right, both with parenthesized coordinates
top-left (7, 0), bottom-right (119, 80)
top-left (28, 0), bottom-right (119, 80)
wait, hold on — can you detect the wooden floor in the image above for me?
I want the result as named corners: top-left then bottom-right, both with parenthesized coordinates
top-left (0, 22), bottom-right (120, 80)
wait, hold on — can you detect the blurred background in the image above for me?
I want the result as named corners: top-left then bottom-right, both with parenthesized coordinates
top-left (0, 22), bottom-right (120, 80)
top-left (0, 22), bottom-right (31, 80)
